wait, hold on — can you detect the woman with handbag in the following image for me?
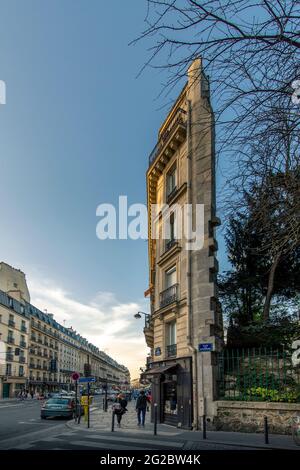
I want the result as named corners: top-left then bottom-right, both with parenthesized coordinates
top-left (112, 393), bottom-right (128, 427)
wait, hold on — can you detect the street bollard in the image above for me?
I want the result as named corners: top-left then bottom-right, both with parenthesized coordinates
top-left (154, 403), bottom-right (158, 436)
top-left (203, 415), bottom-right (207, 439)
top-left (111, 410), bottom-right (115, 432)
top-left (264, 416), bottom-right (269, 444)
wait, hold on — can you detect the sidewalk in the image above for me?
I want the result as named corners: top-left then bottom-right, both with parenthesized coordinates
top-left (67, 401), bottom-right (300, 450)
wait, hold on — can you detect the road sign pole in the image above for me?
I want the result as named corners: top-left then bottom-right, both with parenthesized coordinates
top-left (75, 380), bottom-right (78, 423)
top-left (87, 382), bottom-right (90, 429)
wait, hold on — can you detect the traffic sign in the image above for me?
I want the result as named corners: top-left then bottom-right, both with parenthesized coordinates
top-left (78, 377), bottom-right (96, 383)
top-left (198, 343), bottom-right (214, 352)
top-left (72, 372), bottom-right (80, 381)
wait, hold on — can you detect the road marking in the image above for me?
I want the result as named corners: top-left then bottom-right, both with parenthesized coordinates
top-left (71, 440), bottom-right (147, 450)
top-left (85, 434), bottom-right (184, 448)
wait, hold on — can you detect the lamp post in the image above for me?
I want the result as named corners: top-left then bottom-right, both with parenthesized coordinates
top-left (134, 311), bottom-right (150, 329)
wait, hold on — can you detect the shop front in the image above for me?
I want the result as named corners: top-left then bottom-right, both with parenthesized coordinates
top-left (143, 356), bottom-right (192, 429)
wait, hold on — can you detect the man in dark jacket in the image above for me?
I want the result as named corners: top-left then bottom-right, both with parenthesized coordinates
top-left (136, 390), bottom-right (149, 426)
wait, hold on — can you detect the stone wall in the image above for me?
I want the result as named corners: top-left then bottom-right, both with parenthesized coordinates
top-left (214, 400), bottom-right (300, 434)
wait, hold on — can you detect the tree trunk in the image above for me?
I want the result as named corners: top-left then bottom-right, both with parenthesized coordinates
top-left (263, 253), bottom-right (281, 321)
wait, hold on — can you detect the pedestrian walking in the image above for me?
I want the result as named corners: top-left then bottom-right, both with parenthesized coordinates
top-left (112, 393), bottom-right (128, 428)
top-left (136, 390), bottom-right (149, 427)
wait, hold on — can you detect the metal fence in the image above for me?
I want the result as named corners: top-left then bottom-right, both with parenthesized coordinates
top-left (217, 348), bottom-right (300, 403)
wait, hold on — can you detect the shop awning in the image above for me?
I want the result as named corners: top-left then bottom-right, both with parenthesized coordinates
top-left (142, 363), bottom-right (178, 376)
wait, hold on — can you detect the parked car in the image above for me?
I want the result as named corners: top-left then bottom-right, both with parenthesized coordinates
top-left (41, 397), bottom-right (82, 419)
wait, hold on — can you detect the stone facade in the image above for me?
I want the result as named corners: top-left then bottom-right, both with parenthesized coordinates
top-left (144, 58), bottom-right (222, 429)
top-left (0, 262), bottom-right (130, 397)
top-left (214, 401), bottom-right (300, 435)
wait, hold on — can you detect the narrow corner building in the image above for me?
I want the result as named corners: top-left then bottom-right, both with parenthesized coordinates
top-left (143, 58), bottom-right (223, 429)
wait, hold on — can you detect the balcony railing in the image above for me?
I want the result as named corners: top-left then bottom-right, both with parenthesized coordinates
top-left (8, 319), bottom-right (15, 327)
top-left (165, 239), bottom-right (178, 252)
top-left (166, 344), bottom-right (177, 358)
top-left (19, 356), bottom-right (26, 363)
top-left (31, 336), bottom-right (37, 342)
top-left (159, 284), bottom-right (178, 308)
top-left (21, 326), bottom-right (27, 333)
top-left (166, 186), bottom-right (178, 203)
top-left (7, 337), bottom-right (15, 344)
top-left (29, 364), bottom-right (35, 369)
top-left (6, 353), bottom-right (14, 361)
top-left (20, 341), bottom-right (27, 348)
top-left (149, 108), bottom-right (187, 167)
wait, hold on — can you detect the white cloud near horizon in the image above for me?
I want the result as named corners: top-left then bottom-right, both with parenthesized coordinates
top-left (26, 275), bottom-right (149, 379)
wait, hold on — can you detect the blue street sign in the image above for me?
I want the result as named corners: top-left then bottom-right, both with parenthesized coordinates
top-left (78, 377), bottom-right (96, 383)
top-left (198, 343), bottom-right (214, 352)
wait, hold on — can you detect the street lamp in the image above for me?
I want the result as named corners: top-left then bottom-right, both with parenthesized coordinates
top-left (134, 311), bottom-right (150, 328)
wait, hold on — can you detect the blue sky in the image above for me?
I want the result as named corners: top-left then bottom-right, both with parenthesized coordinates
top-left (0, 0), bottom-right (227, 378)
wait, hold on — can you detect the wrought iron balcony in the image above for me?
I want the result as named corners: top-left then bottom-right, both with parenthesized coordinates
top-left (159, 284), bottom-right (179, 308)
top-left (29, 363), bottom-right (35, 369)
top-left (6, 353), bottom-right (14, 361)
top-left (19, 356), bottom-right (26, 363)
top-left (165, 239), bottom-right (178, 252)
top-left (166, 186), bottom-right (178, 203)
top-left (20, 341), bottom-right (27, 348)
top-left (21, 326), bottom-right (27, 333)
top-left (8, 319), bottom-right (15, 327)
top-left (7, 337), bottom-right (15, 344)
top-left (148, 108), bottom-right (187, 167)
top-left (166, 344), bottom-right (177, 358)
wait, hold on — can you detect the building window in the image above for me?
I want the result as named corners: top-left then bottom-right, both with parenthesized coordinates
top-left (19, 365), bottom-right (24, 377)
top-left (166, 165), bottom-right (177, 199)
top-left (160, 266), bottom-right (178, 307)
top-left (165, 266), bottom-right (176, 288)
top-left (7, 330), bottom-right (14, 344)
top-left (21, 320), bottom-right (26, 332)
top-left (166, 321), bottom-right (177, 357)
top-left (6, 363), bottom-right (12, 376)
top-left (8, 314), bottom-right (15, 327)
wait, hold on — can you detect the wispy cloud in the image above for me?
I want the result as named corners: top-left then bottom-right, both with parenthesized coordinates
top-left (27, 275), bottom-right (149, 379)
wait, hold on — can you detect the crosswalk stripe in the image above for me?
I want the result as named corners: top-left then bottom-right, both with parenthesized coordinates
top-left (71, 440), bottom-right (150, 450)
top-left (85, 434), bottom-right (184, 448)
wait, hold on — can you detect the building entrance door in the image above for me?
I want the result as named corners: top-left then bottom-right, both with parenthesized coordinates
top-left (3, 383), bottom-right (10, 398)
top-left (162, 380), bottom-right (178, 426)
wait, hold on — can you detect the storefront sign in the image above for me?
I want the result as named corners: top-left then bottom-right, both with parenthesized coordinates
top-left (155, 347), bottom-right (161, 356)
top-left (198, 343), bottom-right (213, 352)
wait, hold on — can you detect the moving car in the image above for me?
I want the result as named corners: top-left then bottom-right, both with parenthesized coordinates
top-left (41, 397), bottom-right (79, 419)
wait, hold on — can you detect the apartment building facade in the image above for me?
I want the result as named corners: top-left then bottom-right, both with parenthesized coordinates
top-left (0, 262), bottom-right (129, 397)
top-left (143, 59), bottom-right (223, 429)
